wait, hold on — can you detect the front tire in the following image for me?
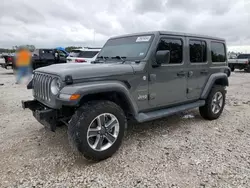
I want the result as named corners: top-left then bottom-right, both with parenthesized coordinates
top-left (68, 100), bottom-right (126, 161)
top-left (199, 85), bottom-right (226, 120)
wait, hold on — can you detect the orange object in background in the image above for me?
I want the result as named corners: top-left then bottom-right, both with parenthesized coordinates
top-left (16, 48), bottom-right (31, 67)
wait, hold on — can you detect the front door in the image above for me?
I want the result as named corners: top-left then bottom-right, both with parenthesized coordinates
top-left (148, 36), bottom-right (187, 108)
top-left (186, 38), bottom-right (209, 99)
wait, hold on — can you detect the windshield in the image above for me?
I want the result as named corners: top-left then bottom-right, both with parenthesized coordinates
top-left (98, 35), bottom-right (154, 60)
top-left (237, 54), bottom-right (250, 59)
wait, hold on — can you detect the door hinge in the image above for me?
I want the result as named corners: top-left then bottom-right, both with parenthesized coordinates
top-left (149, 74), bottom-right (156, 82)
top-left (187, 88), bottom-right (192, 93)
top-left (149, 93), bottom-right (156, 100)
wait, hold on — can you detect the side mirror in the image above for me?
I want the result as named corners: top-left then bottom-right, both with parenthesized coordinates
top-left (156, 50), bottom-right (170, 65)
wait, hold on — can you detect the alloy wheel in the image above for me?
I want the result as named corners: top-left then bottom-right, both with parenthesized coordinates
top-left (211, 92), bottom-right (223, 114)
top-left (87, 113), bottom-right (120, 151)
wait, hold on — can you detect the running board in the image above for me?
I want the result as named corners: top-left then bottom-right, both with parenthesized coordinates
top-left (135, 100), bottom-right (205, 123)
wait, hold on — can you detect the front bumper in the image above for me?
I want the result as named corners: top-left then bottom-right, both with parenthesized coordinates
top-left (22, 100), bottom-right (58, 131)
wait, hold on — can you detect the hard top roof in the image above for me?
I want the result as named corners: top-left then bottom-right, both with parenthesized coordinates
top-left (110, 31), bottom-right (225, 41)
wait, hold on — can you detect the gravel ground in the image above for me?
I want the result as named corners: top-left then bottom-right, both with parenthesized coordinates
top-left (0, 68), bottom-right (250, 188)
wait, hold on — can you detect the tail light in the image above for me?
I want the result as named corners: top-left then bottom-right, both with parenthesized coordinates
top-left (75, 59), bottom-right (86, 63)
top-left (245, 61), bottom-right (249, 64)
top-left (8, 57), bottom-right (12, 61)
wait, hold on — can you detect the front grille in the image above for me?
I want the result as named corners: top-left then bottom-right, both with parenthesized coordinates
top-left (33, 73), bottom-right (53, 101)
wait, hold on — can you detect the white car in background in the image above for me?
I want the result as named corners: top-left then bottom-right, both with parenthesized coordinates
top-left (66, 47), bottom-right (101, 63)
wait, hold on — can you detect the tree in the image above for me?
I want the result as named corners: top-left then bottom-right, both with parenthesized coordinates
top-left (20, 45), bottom-right (36, 52)
top-left (65, 46), bottom-right (82, 52)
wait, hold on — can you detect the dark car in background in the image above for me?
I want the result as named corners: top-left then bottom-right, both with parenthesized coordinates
top-left (1, 49), bottom-right (68, 71)
top-left (32, 49), bottom-right (67, 70)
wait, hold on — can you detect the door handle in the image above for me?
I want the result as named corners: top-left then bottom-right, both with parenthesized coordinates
top-left (177, 71), bottom-right (185, 77)
top-left (200, 70), bottom-right (208, 74)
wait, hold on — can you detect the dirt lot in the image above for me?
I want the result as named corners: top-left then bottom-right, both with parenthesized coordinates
top-left (0, 68), bottom-right (250, 188)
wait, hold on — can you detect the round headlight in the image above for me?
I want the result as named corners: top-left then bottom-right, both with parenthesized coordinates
top-left (51, 78), bottom-right (61, 95)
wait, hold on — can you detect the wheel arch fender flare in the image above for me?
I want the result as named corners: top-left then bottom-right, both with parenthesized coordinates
top-left (60, 81), bottom-right (139, 116)
top-left (201, 73), bottom-right (228, 99)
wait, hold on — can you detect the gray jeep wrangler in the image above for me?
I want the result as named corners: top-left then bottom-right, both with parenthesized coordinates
top-left (22, 31), bottom-right (230, 161)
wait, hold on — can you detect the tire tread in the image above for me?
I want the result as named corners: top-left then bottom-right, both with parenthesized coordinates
top-left (68, 100), bottom-right (126, 161)
top-left (199, 85), bottom-right (226, 120)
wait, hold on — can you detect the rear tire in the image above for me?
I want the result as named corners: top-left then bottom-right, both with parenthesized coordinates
top-left (199, 85), bottom-right (226, 120)
top-left (68, 100), bottom-right (126, 161)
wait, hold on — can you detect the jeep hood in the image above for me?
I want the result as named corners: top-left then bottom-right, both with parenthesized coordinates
top-left (35, 63), bottom-right (135, 80)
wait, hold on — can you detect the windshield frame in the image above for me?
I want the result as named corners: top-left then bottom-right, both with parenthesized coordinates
top-left (97, 34), bottom-right (155, 61)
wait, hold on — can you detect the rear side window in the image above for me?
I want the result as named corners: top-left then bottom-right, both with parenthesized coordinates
top-left (157, 38), bottom-right (183, 64)
top-left (41, 49), bottom-right (54, 58)
top-left (32, 50), bottom-right (39, 57)
top-left (79, 51), bottom-right (99, 58)
top-left (211, 42), bottom-right (226, 62)
top-left (69, 50), bottom-right (81, 57)
top-left (189, 40), bottom-right (207, 63)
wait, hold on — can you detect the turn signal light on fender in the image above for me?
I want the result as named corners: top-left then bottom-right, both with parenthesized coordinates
top-left (70, 94), bottom-right (81, 100)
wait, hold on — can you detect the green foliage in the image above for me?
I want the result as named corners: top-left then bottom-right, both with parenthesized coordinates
top-left (18, 45), bottom-right (36, 52)
top-left (0, 48), bottom-right (15, 53)
top-left (65, 46), bottom-right (82, 52)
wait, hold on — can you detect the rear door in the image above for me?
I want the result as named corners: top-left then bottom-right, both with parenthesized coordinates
top-left (40, 49), bottom-right (54, 65)
top-left (186, 37), bottom-right (209, 99)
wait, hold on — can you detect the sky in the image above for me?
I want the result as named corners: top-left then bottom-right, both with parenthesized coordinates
top-left (0, 0), bottom-right (249, 52)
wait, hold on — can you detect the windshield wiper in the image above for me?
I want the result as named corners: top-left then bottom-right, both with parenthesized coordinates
top-left (111, 56), bottom-right (127, 63)
top-left (92, 56), bottom-right (109, 64)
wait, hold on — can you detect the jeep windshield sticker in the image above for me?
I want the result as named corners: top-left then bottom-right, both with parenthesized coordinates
top-left (139, 52), bottom-right (144, 56)
top-left (136, 36), bottom-right (151, 42)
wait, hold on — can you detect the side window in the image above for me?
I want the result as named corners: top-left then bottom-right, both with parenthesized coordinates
top-left (58, 51), bottom-right (66, 57)
top-left (211, 42), bottom-right (226, 62)
top-left (157, 38), bottom-right (183, 64)
top-left (32, 50), bottom-right (39, 57)
top-left (189, 40), bottom-right (207, 63)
